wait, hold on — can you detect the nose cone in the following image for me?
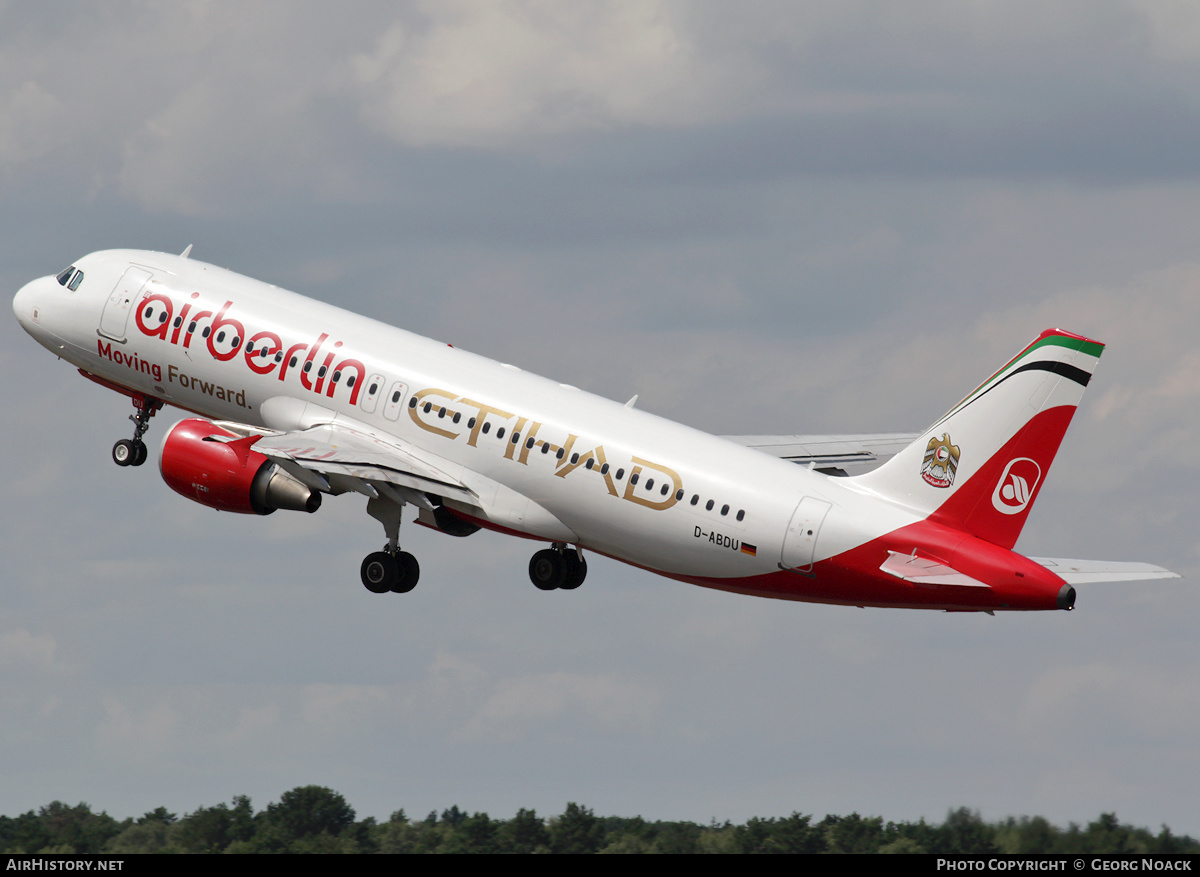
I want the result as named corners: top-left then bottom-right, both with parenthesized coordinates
top-left (12, 278), bottom-right (38, 332)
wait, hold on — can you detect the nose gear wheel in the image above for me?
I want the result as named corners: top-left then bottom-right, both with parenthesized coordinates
top-left (111, 394), bottom-right (162, 467)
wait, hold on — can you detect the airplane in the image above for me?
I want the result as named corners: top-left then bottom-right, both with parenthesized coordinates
top-left (12, 248), bottom-right (1177, 611)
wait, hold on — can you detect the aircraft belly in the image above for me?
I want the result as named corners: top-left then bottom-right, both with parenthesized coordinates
top-left (464, 486), bottom-right (577, 543)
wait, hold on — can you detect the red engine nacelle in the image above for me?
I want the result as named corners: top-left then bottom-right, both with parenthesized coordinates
top-left (159, 418), bottom-right (321, 515)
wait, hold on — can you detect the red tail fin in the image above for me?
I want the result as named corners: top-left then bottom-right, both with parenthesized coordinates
top-left (852, 329), bottom-right (1104, 548)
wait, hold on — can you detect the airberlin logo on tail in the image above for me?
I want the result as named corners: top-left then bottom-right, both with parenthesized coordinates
top-left (992, 458), bottom-right (1041, 515)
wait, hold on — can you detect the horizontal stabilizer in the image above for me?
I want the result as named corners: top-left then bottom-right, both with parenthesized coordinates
top-left (1031, 557), bottom-right (1180, 584)
top-left (880, 551), bottom-right (989, 588)
top-left (725, 433), bottom-right (917, 473)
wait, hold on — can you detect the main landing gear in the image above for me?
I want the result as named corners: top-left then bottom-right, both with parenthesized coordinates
top-left (361, 550), bottom-right (420, 594)
top-left (357, 498), bottom-right (588, 595)
top-left (361, 496), bottom-right (421, 594)
top-left (112, 394), bottom-right (163, 467)
top-left (529, 544), bottom-right (587, 591)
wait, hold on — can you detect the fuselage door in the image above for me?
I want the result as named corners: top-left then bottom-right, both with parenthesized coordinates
top-left (99, 266), bottom-right (154, 342)
top-left (382, 381), bottom-right (409, 421)
top-left (359, 374), bottom-right (385, 414)
top-left (780, 497), bottom-right (832, 573)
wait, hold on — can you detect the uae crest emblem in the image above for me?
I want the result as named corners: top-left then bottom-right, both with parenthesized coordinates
top-left (921, 433), bottom-right (960, 488)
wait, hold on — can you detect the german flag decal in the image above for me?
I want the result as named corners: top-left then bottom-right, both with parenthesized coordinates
top-left (741, 543), bottom-right (758, 557)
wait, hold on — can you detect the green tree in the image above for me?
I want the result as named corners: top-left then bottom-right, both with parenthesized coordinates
top-left (1081, 813), bottom-right (1151, 854)
top-left (497, 808), bottom-right (550, 853)
top-left (7, 802), bottom-right (123, 854)
top-left (254, 785), bottom-right (357, 852)
top-left (551, 802), bottom-right (602, 854)
top-left (823, 813), bottom-right (885, 853)
top-left (441, 811), bottom-right (497, 853)
top-left (173, 796), bottom-right (255, 853)
top-left (652, 820), bottom-right (703, 854)
top-left (996, 815), bottom-right (1056, 854)
top-left (267, 785), bottom-right (355, 839)
top-left (735, 813), bottom-right (825, 853)
top-left (375, 810), bottom-right (417, 854)
top-left (936, 807), bottom-right (998, 854)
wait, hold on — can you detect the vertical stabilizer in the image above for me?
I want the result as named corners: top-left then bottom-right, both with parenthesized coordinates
top-left (851, 329), bottom-right (1104, 549)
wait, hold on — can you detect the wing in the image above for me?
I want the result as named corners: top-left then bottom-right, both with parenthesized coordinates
top-left (211, 417), bottom-right (577, 543)
top-left (213, 419), bottom-right (475, 511)
top-left (1031, 557), bottom-right (1181, 584)
top-left (723, 433), bottom-right (917, 474)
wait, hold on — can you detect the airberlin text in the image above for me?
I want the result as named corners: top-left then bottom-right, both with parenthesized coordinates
top-left (133, 292), bottom-right (366, 407)
top-left (695, 527), bottom-right (740, 552)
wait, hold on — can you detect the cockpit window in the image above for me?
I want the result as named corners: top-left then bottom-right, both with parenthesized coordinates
top-left (56, 266), bottom-right (84, 290)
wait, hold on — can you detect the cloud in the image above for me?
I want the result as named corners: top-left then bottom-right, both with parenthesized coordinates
top-left (1021, 662), bottom-right (1200, 741)
top-left (301, 683), bottom-right (392, 731)
top-left (98, 695), bottom-right (178, 752)
top-left (0, 629), bottom-right (58, 671)
top-left (0, 80), bottom-right (64, 166)
top-left (462, 671), bottom-right (658, 742)
top-left (351, 0), bottom-right (727, 148)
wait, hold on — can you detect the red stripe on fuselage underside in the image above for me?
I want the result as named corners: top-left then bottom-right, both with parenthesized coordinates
top-left (444, 508), bottom-right (554, 542)
top-left (666, 520), bottom-right (1066, 610)
top-left (663, 407), bottom-right (1079, 607)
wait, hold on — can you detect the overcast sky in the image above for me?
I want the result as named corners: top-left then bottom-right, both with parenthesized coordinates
top-left (3, 1), bottom-right (1200, 833)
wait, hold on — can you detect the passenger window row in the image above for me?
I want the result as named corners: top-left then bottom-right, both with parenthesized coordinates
top-left (402, 394), bottom-right (745, 521)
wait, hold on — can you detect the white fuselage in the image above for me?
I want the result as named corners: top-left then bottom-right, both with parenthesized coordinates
top-left (14, 250), bottom-right (915, 591)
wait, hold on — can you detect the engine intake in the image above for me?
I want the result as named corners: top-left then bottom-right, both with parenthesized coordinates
top-left (160, 418), bottom-right (321, 515)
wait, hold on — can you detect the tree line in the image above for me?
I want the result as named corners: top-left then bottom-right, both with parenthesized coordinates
top-left (0, 786), bottom-right (1195, 854)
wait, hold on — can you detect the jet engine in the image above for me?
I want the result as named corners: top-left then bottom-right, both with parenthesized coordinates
top-left (159, 418), bottom-right (321, 515)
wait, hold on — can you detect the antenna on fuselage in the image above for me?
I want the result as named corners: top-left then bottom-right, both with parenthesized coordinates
top-left (625, 395), bottom-right (638, 409)
top-left (180, 244), bottom-right (193, 259)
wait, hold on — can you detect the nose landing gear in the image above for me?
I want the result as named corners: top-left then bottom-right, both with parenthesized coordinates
top-left (112, 394), bottom-right (162, 467)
